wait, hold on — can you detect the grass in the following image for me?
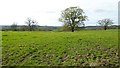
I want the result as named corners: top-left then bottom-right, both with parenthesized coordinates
top-left (2, 29), bottom-right (119, 66)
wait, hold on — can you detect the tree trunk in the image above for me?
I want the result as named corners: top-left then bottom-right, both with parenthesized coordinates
top-left (29, 26), bottom-right (32, 31)
top-left (104, 26), bottom-right (107, 30)
top-left (71, 27), bottom-right (74, 32)
top-left (72, 29), bottom-right (74, 32)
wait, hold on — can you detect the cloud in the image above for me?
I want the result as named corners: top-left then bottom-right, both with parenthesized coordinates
top-left (44, 11), bottom-right (56, 13)
top-left (93, 9), bottom-right (114, 13)
top-left (94, 9), bottom-right (106, 13)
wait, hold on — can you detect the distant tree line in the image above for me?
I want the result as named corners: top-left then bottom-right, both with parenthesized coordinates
top-left (2, 25), bottom-right (58, 31)
top-left (2, 24), bottom-right (118, 31)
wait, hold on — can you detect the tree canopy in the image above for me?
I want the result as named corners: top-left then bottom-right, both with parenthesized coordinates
top-left (59, 6), bottom-right (88, 32)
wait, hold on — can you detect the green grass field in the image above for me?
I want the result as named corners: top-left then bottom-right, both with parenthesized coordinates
top-left (2, 29), bottom-right (119, 66)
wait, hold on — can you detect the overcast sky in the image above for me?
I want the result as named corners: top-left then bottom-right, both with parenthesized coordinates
top-left (0, 0), bottom-right (119, 26)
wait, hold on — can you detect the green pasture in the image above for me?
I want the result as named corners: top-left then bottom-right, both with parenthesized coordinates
top-left (2, 29), bottom-right (119, 66)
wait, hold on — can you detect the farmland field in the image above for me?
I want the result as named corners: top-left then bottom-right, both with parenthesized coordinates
top-left (2, 29), bottom-right (119, 66)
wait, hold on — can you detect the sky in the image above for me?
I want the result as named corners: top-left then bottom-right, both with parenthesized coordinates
top-left (0, 0), bottom-right (119, 26)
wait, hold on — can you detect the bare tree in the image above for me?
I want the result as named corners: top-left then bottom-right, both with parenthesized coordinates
top-left (97, 18), bottom-right (113, 30)
top-left (25, 18), bottom-right (38, 31)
